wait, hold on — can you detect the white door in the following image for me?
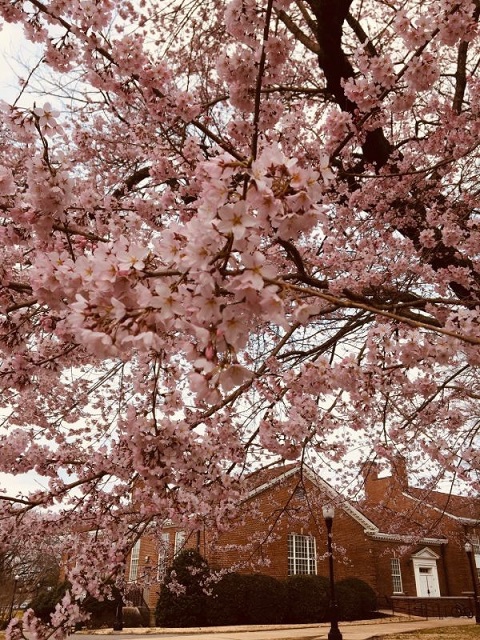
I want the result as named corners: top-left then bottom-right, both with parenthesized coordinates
top-left (418, 566), bottom-right (440, 597)
top-left (412, 548), bottom-right (441, 598)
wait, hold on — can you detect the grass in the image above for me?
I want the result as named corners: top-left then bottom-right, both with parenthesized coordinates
top-left (386, 625), bottom-right (479, 640)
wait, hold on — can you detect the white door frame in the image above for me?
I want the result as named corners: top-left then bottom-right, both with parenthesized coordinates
top-left (411, 547), bottom-right (441, 597)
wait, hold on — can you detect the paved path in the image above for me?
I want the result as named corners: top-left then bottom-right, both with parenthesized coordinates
top-left (76, 616), bottom-right (476, 640)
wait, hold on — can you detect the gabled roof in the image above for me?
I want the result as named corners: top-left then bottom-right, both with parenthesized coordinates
top-left (406, 486), bottom-right (480, 524)
top-left (243, 462), bottom-right (456, 545)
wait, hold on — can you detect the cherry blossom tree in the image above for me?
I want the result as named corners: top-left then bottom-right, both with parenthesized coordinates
top-left (1, 0), bottom-right (480, 634)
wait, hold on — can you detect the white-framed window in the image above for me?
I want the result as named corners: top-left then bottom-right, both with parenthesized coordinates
top-left (391, 557), bottom-right (403, 594)
top-left (157, 532), bottom-right (170, 582)
top-left (288, 533), bottom-right (317, 575)
top-left (471, 535), bottom-right (480, 581)
top-left (129, 540), bottom-right (141, 582)
top-left (174, 530), bottom-right (186, 557)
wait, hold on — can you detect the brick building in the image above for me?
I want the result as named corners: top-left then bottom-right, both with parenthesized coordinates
top-left (126, 461), bottom-right (480, 616)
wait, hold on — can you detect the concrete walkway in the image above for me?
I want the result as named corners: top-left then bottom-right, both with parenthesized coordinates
top-left (79, 615), bottom-right (477, 640)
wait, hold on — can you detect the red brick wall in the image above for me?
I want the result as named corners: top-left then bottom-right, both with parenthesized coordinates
top-left (203, 472), bottom-right (377, 589)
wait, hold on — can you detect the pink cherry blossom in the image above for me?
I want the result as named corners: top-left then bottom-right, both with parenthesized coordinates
top-left (0, 165), bottom-right (15, 195)
top-left (215, 200), bottom-right (257, 240)
top-left (0, 0), bottom-right (479, 635)
top-left (33, 102), bottom-right (60, 130)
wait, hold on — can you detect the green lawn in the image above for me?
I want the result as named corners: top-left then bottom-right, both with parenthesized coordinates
top-left (386, 625), bottom-right (478, 640)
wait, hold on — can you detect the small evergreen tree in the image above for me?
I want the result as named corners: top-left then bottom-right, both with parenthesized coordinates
top-left (155, 550), bottom-right (210, 628)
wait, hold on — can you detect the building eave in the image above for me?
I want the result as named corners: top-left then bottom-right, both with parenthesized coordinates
top-left (303, 467), bottom-right (381, 533)
top-left (402, 492), bottom-right (480, 526)
top-left (244, 464), bottom-right (301, 501)
top-left (364, 530), bottom-right (448, 545)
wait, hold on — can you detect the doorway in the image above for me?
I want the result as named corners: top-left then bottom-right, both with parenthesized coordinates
top-left (412, 548), bottom-right (441, 597)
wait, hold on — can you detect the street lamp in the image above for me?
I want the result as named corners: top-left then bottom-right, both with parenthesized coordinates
top-left (464, 542), bottom-right (480, 624)
top-left (322, 505), bottom-right (343, 640)
top-left (6, 575), bottom-right (19, 623)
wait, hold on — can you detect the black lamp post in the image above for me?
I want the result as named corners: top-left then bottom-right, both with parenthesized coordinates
top-left (322, 505), bottom-right (343, 640)
top-left (464, 542), bottom-right (480, 624)
top-left (6, 575), bottom-right (19, 623)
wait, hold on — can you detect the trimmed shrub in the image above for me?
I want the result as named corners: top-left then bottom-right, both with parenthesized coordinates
top-left (207, 572), bottom-right (249, 626)
top-left (336, 578), bottom-right (377, 621)
top-left (155, 549), bottom-right (210, 627)
top-left (242, 574), bottom-right (286, 624)
top-left (207, 572), bottom-right (286, 626)
top-left (29, 582), bottom-right (130, 629)
top-left (81, 586), bottom-right (122, 628)
top-left (283, 575), bottom-right (330, 623)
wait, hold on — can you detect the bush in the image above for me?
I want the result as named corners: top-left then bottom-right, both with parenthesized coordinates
top-left (155, 549), bottom-right (210, 627)
top-left (207, 572), bottom-right (249, 626)
top-left (28, 582), bottom-right (69, 623)
top-left (335, 578), bottom-right (377, 621)
top-left (122, 606), bottom-right (144, 627)
top-left (81, 593), bottom-right (116, 628)
top-left (207, 572), bottom-right (286, 626)
top-left (242, 574), bottom-right (286, 624)
top-left (283, 575), bottom-right (330, 623)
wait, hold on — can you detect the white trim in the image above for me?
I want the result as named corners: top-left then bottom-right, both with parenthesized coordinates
top-left (304, 467), bottom-right (380, 533)
top-left (129, 540), bottom-right (141, 582)
top-left (245, 464), bottom-right (381, 534)
top-left (243, 463), bottom-right (470, 546)
top-left (403, 492), bottom-right (480, 526)
top-left (246, 466), bottom-right (301, 500)
top-left (412, 548), bottom-right (441, 597)
top-left (411, 547), bottom-right (441, 561)
top-left (366, 531), bottom-right (448, 545)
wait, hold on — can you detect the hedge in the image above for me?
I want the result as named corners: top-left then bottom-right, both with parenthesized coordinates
top-left (283, 574), bottom-right (330, 623)
top-left (155, 550), bottom-right (377, 628)
top-left (336, 577), bottom-right (377, 621)
top-left (208, 573), bottom-right (286, 625)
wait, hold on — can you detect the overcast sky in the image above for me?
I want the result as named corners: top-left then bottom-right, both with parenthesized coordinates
top-left (1, 21), bottom-right (44, 106)
top-left (1, 22), bottom-right (43, 497)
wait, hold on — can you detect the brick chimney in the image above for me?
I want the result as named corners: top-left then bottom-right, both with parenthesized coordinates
top-left (362, 456), bottom-right (409, 503)
top-left (362, 460), bottom-right (384, 502)
top-left (391, 455), bottom-right (408, 490)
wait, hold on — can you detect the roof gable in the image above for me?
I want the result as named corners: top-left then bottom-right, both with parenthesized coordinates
top-left (244, 463), bottom-right (454, 545)
top-left (243, 463), bottom-right (380, 534)
top-left (411, 547), bottom-right (441, 560)
top-left (406, 488), bottom-right (480, 524)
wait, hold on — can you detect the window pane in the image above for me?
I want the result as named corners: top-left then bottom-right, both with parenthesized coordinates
top-left (391, 557), bottom-right (403, 594)
top-left (129, 540), bottom-right (141, 582)
top-left (157, 532), bottom-right (170, 582)
top-left (288, 533), bottom-right (317, 575)
top-left (174, 531), bottom-right (186, 556)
